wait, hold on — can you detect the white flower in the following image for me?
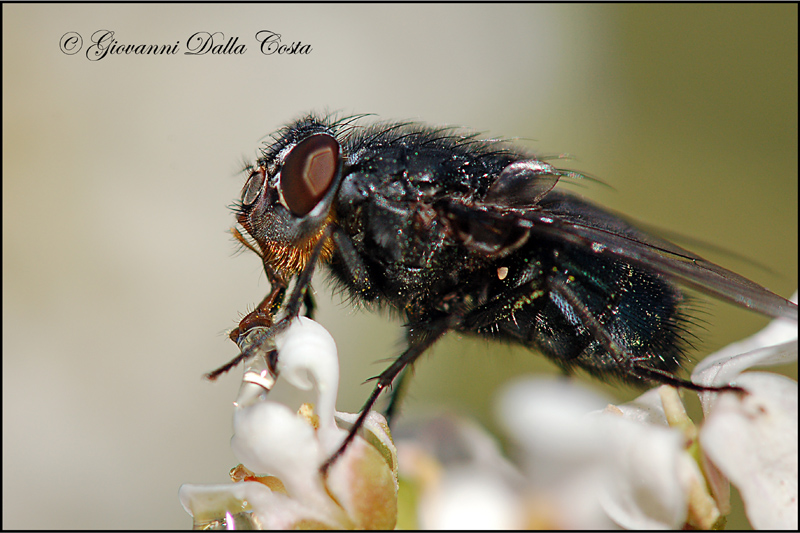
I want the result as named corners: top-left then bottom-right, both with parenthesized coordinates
top-left (498, 378), bottom-right (618, 529)
top-left (182, 295), bottom-right (797, 529)
top-left (694, 292), bottom-right (798, 530)
top-left (597, 386), bottom-right (722, 529)
top-left (497, 378), bottom-right (712, 529)
top-left (494, 292), bottom-right (798, 530)
top-left (395, 414), bottom-right (528, 529)
top-left (179, 317), bottom-right (398, 530)
top-left (396, 291), bottom-right (797, 529)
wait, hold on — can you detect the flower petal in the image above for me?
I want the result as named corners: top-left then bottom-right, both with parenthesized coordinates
top-left (498, 378), bottom-right (610, 477)
top-left (178, 481), bottom-right (339, 530)
top-left (418, 467), bottom-right (524, 530)
top-left (325, 435), bottom-right (398, 530)
top-left (611, 386), bottom-right (669, 426)
top-left (230, 401), bottom-right (329, 505)
top-left (700, 372), bottom-right (798, 530)
top-left (273, 317), bottom-right (341, 443)
top-left (395, 414), bottom-right (527, 529)
top-left (335, 410), bottom-right (398, 479)
top-left (693, 292), bottom-right (797, 393)
top-left (599, 416), bottom-right (691, 529)
top-left (497, 378), bottom-right (617, 528)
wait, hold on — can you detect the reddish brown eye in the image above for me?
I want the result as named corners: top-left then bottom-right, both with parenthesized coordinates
top-left (241, 167), bottom-right (266, 206)
top-left (280, 133), bottom-right (340, 216)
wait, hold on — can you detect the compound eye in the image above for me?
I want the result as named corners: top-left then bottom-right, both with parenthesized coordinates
top-left (280, 133), bottom-right (340, 216)
top-left (241, 167), bottom-right (266, 206)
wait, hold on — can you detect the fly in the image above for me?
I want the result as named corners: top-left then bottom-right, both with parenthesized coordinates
top-left (208, 113), bottom-right (797, 474)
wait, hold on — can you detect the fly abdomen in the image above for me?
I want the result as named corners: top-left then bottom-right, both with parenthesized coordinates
top-left (540, 255), bottom-right (687, 384)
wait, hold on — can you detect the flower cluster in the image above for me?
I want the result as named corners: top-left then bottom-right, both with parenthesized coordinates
top-left (179, 318), bottom-right (398, 529)
top-left (181, 294), bottom-right (796, 529)
top-left (395, 296), bottom-right (797, 529)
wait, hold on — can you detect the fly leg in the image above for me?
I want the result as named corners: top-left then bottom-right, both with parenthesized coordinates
top-left (321, 316), bottom-right (454, 476)
top-left (383, 367), bottom-right (412, 425)
top-left (547, 273), bottom-right (743, 394)
top-left (383, 320), bottom-right (439, 423)
top-left (206, 224), bottom-right (334, 380)
top-left (227, 226), bottom-right (291, 341)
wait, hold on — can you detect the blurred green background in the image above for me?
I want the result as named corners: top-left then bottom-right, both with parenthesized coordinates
top-left (3, 4), bottom-right (796, 529)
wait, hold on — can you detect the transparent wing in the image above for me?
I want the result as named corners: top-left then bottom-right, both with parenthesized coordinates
top-left (442, 189), bottom-right (797, 320)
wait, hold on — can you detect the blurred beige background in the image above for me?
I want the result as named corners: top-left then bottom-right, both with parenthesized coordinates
top-left (3, 4), bottom-right (796, 529)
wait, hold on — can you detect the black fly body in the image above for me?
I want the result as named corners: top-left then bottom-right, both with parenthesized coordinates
top-left (209, 113), bottom-right (797, 473)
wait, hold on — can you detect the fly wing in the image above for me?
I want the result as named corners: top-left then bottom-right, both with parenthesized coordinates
top-left (442, 189), bottom-right (797, 321)
top-left (529, 192), bottom-right (797, 320)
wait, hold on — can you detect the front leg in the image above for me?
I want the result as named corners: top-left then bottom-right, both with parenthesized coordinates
top-left (207, 224), bottom-right (334, 380)
top-left (229, 283), bottom-right (287, 343)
